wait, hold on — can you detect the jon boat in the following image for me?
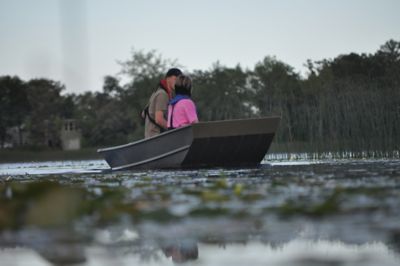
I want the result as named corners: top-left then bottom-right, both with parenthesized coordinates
top-left (97, 116), bottom-right (280, 170)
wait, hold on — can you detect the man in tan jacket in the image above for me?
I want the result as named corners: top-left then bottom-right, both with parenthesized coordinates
top-left (144, 68), bottom-right (182, 138)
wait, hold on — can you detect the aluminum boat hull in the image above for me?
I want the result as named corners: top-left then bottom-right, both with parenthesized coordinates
top-left (97, 116), bottom-right (280, 170)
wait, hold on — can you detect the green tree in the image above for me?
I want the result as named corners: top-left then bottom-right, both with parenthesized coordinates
top-left (26, 79), bottom-right (66, 147)
top-left (0, 76), bottom-right (30, 147)
top-left (75, 77), bottom-right (133, 147)
top-left (250, 56), bottom-right (301, 142)
top-left (297, 39), bottom-right (400, 155)
top-left (117, 48), bottom-right (180, 139)
top-left (192, 63), bottom-right (253, 121)
top-left (118, 48), bottom-right (178, 83)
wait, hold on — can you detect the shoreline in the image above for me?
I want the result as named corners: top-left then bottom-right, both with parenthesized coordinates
top-left (0, 148), bottom-right (101, 163)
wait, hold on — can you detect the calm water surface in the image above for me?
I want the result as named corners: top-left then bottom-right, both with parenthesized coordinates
top-left (0, 158), bottom-right (399, 265)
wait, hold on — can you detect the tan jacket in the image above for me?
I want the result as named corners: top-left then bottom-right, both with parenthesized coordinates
top-left (144, 88), bottom-right (169, 138)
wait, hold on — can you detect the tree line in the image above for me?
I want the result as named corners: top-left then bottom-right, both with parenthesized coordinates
top-left (1, 39), bottom-right (399, 156)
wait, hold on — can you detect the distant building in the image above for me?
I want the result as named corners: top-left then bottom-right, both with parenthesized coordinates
top-left (60, 119), bottom-right (81, 150)
top-left (44, 120), bottom-right (61, 148)
top-left (2, 119), bottom-right (82, 150)
top-left (5, 125), bottom-right (29, 148)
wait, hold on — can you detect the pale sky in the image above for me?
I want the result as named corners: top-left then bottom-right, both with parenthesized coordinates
top-left (1, 0), bottom-right (399, 93)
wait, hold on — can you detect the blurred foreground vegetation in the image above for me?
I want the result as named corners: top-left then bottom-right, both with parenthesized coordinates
top-left (1, 40), bottom-right (399, 156)
top-left (1, 160), bottom-right (399, 231)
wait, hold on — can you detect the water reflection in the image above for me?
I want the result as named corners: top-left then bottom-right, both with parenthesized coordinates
top-left (0, 229), bottom-right (87, 265)
top-left (161, 239), bottom-right (198, 263)
top-left (1, 229), bottom-right (400, 266)
top-left (1, 159), bottom-right (400, 265)
top-left (2, 222), bottom-right (398, 266)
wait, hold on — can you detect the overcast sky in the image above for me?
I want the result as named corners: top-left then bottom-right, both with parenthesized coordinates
top-left (1, 0), bottom-right (399, 93)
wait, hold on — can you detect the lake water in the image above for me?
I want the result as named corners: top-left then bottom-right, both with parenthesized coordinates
top-left (1, 158), bottom-right (400, 265)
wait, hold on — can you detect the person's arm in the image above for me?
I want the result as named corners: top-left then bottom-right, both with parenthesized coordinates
top-left (155, 110), bottom-right (168, 129)
top-left (154, 92), bottom-right (169, 129)
top-left (185, 100), bottom-right (199, 124)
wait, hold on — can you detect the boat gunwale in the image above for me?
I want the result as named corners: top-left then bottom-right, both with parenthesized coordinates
top-left (97, 116), bottom-right (281, 153)
top-left (111, 145), bottom-right (191, 170)
top-left (97, 125), bottom-right (191, 153)
top-left (194, 116), bottom-right (281, 125)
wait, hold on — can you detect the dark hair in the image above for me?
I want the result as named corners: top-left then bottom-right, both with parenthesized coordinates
top-left (165, 68), bottom-right (182, 77)
top-left (174, 75), bottom-right (192, 96)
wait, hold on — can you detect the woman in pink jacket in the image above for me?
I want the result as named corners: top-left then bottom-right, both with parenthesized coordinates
top-left (167, 75), bottom-right (198, 129)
